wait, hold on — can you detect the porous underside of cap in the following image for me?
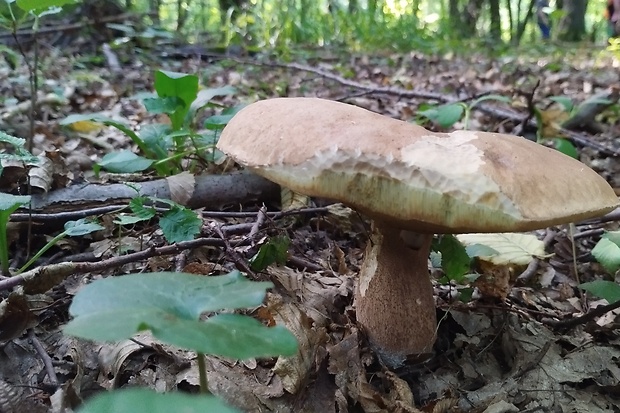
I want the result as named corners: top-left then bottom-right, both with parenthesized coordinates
top-left (217, 98), bottom-right (618, 233)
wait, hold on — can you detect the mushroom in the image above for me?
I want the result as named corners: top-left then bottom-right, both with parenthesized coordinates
top-left (216, 97), bottom-right (619, 367)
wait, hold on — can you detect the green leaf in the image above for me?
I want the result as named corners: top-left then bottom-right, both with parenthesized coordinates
top-left (435, 235), bottom-right (471, 281)
top-left (250, 236), bottom-right (290, 271)
top-left (471, 94), bottom-right (512, 108)
top-left (0, 192), bottom-right (30, 212)
top-left (139, 123), bottom-right (173, 159)
top-left (76, 388), bottom-right (240, 413)
top-left (112, 197), bottom-right (158, 225)
top-left (549, 138), bottom-right (579, 159)
top-left (64, 219), bottom-right (104, 236)
top-left (154, 71), bottom-right (199, 130)
top-left (549, 96), bottom-right (573, 112)
top-left (96, 150), bottom-right (153, 174)
top-left (159, 206), bottom-right (202, 243)
top-left (16, 0), bottom-right (76, 12)
top-left (418, 103), bottom-right (464, 128)
top-left (143, 97), bottom-right (182, 115)
top-left (204, 113), bottom-right (235, 131)
top-left (0, 131), bottom-right (38, 164)
top-left (580, 280), bottom-right (620, 304)
top-left (189, 86), bottom-right (237, 115)
top-left (464, 243), bottom-right (499, 258)
top-left (0, 193), bottom-right (30, 274)
top-left (65, 272), bottom-right (298, 358)
top-left (603, 230), bottom-right (620, 246)
top-left (591, 237), bottom-right (620, 273)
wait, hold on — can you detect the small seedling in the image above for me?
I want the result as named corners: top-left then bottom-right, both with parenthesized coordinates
top-left (17, 218), bottom-right (104, 274)
top-left (114, 194), bottom-right (202, 244)
top-left (0, 192), bottom-right (31, 275)
top-left (417, 95), bottom-right (511, 129)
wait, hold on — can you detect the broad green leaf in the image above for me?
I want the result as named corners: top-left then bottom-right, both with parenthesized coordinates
top-left (456, 233), bottom-right (548, 266)
top-left (603, 230), bottom-right (620, 246)
top-left (250, 236), bottom-right (290, 271)
top-left (65, 272), bottom-right (298, 358)
top-left (549, 138), bottom-right (579, 159)
top-left (190, 86), bottom-right (236, 113)
top-left (96, 150), bottom-right (153, 174)
top-left (77, 388), bottom-right (240, 413)
top-left (419, 103), bottom-right (464, 128)
top-left (580, 280), bottom-right (620, 304)
top-left (139, 123), bottom-right (173, 159)
top-left (434, 234), bottom-right (471, 281)
top-left (64, 219), bottom-right (104, 236)
top-left (204, 113), bottom-right (235, 131)
top-left (591, 237), bottom-right (620, 273)
top-left (0, 192), bottom-right (30, 212)
top-left (159, 207), bottom-right (201, 243)
top-left (143, 97), bottom-right (182, 115)
top-left (154, 71), bottom-right (199, 130)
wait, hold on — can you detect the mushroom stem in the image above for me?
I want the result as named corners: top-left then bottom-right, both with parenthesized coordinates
top-left (356, 221), bottom-right (436, 367)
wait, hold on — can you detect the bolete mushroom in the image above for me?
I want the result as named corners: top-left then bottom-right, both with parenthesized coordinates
top-left (217, 97), bottom-right (619, 367)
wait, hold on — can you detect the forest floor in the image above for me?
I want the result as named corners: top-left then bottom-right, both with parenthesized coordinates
top-left (0, 42), bottom-right (619, 413)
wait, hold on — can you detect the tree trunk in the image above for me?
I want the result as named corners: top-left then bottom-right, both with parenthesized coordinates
top-left (448, 0), bottom-right (484, 38)
top-left (150, 0), bottom-right (161, 24)
top-left (506, 0), bottom-right (514, 41)
top-left (514, 0), bottom-right (537, 44)
top-left (348, 0), bottom-right (358, 13)
top-left (489, 0), bottom-right (501, 40)
top-left (176, 0), bottom-right (188, 31)
top-left (559, 0), bottom-right (588, 41)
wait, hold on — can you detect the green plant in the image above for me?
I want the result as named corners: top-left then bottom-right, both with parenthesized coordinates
top-left (114, 193), bottom-right (202, 244)
top-left (580, 280), bottom-right (620, 304)
top-left (0, 192), bottom-right (30, 276)
top-left (417, 95), bottom-right (511, 129)
top-left (0, 132), bottom-right (103, 276)
top-left (65, 271), bottom-right (298, 412)
top-left (16, 218), bottom-right (103, 274)
top-left (608, 37), bottom-right (620, 60)
top-left (60, 70), bottom-right (239, 176)
top-left (0, 132), bottom-right (39, 275)
top-left (590, 230), bottom-right (620, 274)
top-left (575, 231), bottom-right (620, 305)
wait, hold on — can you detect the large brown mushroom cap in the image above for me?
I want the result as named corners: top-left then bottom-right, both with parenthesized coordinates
top-left (218, 97), bottom-right (618, 232)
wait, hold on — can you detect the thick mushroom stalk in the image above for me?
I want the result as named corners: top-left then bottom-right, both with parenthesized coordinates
top-left (356, 221), bottom-right (436, 367)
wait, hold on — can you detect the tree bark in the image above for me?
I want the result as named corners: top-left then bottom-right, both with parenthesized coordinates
top-left (489, 0), bottom-right (502, 40)
top-left (559, 0), bottom-right (588, 41)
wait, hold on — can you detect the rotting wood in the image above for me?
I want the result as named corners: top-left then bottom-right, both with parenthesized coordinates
top-left (24, 171), bottom-right (280, 213)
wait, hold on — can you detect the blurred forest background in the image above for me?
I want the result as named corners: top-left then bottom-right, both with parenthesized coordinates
top-left (2, 0), bottom-right (617, 55)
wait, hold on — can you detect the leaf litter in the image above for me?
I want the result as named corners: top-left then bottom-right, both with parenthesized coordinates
top-left (0, 45), bottom-right (619, 412)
